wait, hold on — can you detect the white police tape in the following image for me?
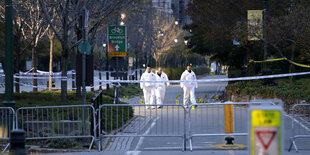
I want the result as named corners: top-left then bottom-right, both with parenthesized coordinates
top-left (17, 71), bottom-right (76, 76)
top-left (9, 71), bottom-right (310, 90)
top-left (97, 71), bottom-right (310, 84)
top-left (14, 81), bottom-right (64, 90)
top-left (14, 76), bottom-right (68, 80)
top-left (13, 81), bottom-right (107, 90)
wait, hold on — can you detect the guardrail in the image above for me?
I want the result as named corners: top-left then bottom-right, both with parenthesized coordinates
top-left (288, 104), bottom-right (310, 152)
top-left (98, 104), bottom-right (187, 151)
top-left (91, 90), bottom-right (103, 137)
top-left (0, 107), bottom-right (16, 153)
top-left (188, 102), bottom-right (261, 151)
top-left (16, 105), bottom-right (96, 150)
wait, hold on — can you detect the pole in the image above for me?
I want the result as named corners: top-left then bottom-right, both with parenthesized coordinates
top-left (106, 47), bottom-right (109, 90)
top-left (3, 0), bottom-right (15, 107)
top-left (115, 57), bottom-right (119, 104)
top-left (99, 69), bottom-right (102, 90)
top-left (263, 0), bottom-right (268, 72)
top-left (99, 49), bottom-right (102, 90)
top-left (82, 6), bottom-right (88, 146)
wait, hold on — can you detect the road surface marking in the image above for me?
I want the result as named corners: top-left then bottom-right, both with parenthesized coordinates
top-left (135, 117), bottom-right (159, 150)
top-left (285, 114), bottom-right (310, 131)
top-left (228, 150), bottom-right (235, 155)
top-left (126, 151), bottom-right (141, 155)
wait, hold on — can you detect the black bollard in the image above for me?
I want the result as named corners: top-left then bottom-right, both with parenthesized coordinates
top-left (225, 136), bottom-right (234, 145)
top-left (9, 129), bottom-right (27, 155)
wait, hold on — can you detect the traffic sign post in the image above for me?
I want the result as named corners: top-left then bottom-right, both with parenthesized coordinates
top-left (78, 42), bottom-right (91, 54)
top-left (108, 26), bottom-right (127, 105)
top-left (249, 106), bottom-right (283, 155)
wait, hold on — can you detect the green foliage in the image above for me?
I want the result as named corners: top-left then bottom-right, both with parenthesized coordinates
top-left (192, 66), bottom-right (210, 75)
top-left (102, 85), bottom-right (142, 98)
top-left (162, 67), bottom-right (210, 80)
top-left (162, 67), bottom-right (184, 80)
top-left (228, 66), bottom-right (242, 78)
top-left (102, 106), bottom-right (134, 133)
top-left (0, 90), bottom-right (94, 108)
top-left (48, 138), bottom-right (80, 149)
top-left (227, 78), bottom-right (310, 109)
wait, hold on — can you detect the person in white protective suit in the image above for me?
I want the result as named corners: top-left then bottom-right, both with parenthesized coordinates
top-left (180, 64), bottom-right (198, 108)
top-left (155, 67), bottom-right (170, 108)
top-left (140, 65), bottom-right (157, 109)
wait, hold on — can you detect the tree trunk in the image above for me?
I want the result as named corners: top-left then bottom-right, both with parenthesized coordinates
top-left (32, 44), bottom-right (38, 92)
top-left (49, 33), bottom-right (54, 89)
top-left (61, 3), bottom-right (69, 102)
top-left (61, 47), bottom-right (67, 102)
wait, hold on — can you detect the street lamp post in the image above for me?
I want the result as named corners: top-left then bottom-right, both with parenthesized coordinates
top-left (263, 0), bottom-right (268, 72)
top-left (3, 0), bottom-right (15, 108)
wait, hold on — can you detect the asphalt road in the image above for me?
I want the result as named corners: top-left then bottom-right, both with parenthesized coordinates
top-left (35, 74), bottom-right (310, 155)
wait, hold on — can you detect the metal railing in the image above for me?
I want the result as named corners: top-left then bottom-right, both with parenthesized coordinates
top-left (91, 90), bottom-right (103, 137)
top-left (288, 104), bottom-right (310, 152)
top-left (0, 107), bottom-right (16, 153)
top-left (16, 105), bottom-right (96, 150)
top-left (188, 102), bottom-right (261, 151)
top-left (98, 104), bottom-right (187, 151)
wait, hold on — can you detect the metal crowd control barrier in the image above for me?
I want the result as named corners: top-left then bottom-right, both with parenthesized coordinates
top-left (188, 102), bottom-right (260, 151)
top-left (288, 104), bottom-right (310, 152)
top-left (0, 107), bottom-right (16, 153)
top-left (16, 105), bottom-right (96, 150)
top-left (98, 104), bottom-right (187, 151)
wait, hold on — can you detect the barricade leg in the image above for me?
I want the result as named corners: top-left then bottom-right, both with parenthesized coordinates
top-left (1, 143), bottom-right (10, 154)
top-left (288, 138), bottom-right (298, 152)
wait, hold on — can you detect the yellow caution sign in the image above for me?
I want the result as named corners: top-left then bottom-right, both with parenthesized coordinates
top-left (225, 104), bottom-right (234, 133)
top-left (250, 107), bottom-right (283, 155)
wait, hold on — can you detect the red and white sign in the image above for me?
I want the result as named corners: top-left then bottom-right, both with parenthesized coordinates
top-left (254, 127), bottom-right (278, 155)
top-left (256, 131), bottom-right (276, 150)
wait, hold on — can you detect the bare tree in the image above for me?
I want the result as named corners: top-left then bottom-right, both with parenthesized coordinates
top-left (40, 0), bottom-right (141, 101)
top-left (151, 18), bottom-right (183, 68)
top-left (15, 0), bottom-right (49, 91)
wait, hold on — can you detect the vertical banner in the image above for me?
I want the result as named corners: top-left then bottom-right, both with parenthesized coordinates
top-left (248, 10), bottom-right (263, 41)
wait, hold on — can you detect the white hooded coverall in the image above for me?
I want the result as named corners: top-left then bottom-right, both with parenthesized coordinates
top-left (155, 71), bottom-right (170, 105)
top-left (180, 70), bottom-right (198, 106)
top-left (140, 71), bottom-right (157, 106)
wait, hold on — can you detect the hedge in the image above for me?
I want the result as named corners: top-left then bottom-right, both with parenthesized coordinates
top-left (162, 66), bottom-right (210, 80)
